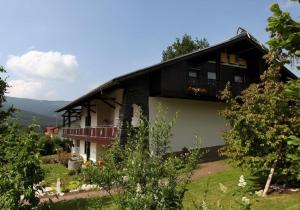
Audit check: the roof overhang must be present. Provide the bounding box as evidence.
[56,31,297,112]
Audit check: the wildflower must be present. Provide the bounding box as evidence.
[254,190,263,197]
[242,196,250,205]
[202,200,209,210]
[238,175,247,187]
[123,176,129,182]
[219,183,227,193]
[136,183,142,193]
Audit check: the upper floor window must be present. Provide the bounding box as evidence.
[207,72,216,80]
[207,72,216,86]
[234,75,243,83]
[188,71,197,78]
[187,71,198,86]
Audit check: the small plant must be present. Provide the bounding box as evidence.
[194,175,253,210]
[83,107,202,209]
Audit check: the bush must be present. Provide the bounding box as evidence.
[83,107,202,209]
[41,154,58,164]
[38,136,56,155]
[38,136,72,156]
[57,151,71,167]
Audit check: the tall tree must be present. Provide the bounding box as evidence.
[0,67,46,209]
[220,1,300,196]
[162,34,209,61]
[0,67,13,131]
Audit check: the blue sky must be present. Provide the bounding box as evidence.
[0,0,299,100]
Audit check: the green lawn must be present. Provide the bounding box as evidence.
[42,163,80,192]
[49,165,300,210]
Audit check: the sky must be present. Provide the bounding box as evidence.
[0,0,299,101]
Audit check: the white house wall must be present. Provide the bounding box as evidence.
[79,140,87,161]
[80,89,124,128]
[90,142,97,162]
[148,97,227,152]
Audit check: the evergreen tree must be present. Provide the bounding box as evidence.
[162,34,209,61]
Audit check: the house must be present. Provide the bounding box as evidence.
[44,127,59,138]
[56,30,296,162]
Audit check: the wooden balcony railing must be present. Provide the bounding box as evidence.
[63,126,118,144]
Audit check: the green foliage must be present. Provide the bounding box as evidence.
[193,175,253,210]
[83,109,202,209]
[51,166,300,210]
[38,136,72,156]
[41,163,80,192]
[220,1,300,186]
[0,123,47,210]
[220,79,300,185]
[162,34,209,61]
[0,67,14,133]
[267,3,300,69]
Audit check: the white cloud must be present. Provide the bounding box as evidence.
[6,50,78,82]
[7,79,44,99]
[7,80,61,100]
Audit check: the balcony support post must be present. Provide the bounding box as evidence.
[68,110,71,127]
[62,115,66,127]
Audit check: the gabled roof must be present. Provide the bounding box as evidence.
[56,31,297,112]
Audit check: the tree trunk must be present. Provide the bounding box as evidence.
[262,157,278,196]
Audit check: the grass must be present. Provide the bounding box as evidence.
[49,163,300,210]
[42,163,80,192]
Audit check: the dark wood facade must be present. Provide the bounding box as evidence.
[57,32,297,144]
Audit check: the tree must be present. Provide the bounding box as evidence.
[84,108,202,209]
[162,34,209,61]
[0,66,13,132]
[0,67,47,209]
[220,1,300,195]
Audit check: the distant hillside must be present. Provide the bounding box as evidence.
[5,96,69,117]
[4,96,70,128]
[13,109,59,128]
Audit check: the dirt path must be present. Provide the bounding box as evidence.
[40,160,228,203]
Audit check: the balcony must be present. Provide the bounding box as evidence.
[63,126,118,144]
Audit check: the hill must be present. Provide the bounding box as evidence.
[4,96,70,128]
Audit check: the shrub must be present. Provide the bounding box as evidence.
[57,151,71,167]
[38,136,72,156]
[38,136,56,155]
[83,107,202,209]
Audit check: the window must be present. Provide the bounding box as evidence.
[188,71,197,78]
[207,72,216,86]
[187,71,198,86]
[234,75,243,83]
[207,72,216,80]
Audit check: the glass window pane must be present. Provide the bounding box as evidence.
[189,71,197,78]
[207,72,216,80]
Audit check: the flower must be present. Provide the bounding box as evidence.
[242,196,250,205]
[238,175,247,187]
[202,200,209,210]
[219,183,227,193]
[136,183,142,193]
[254,190,263,197]
[122,176,129,182]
